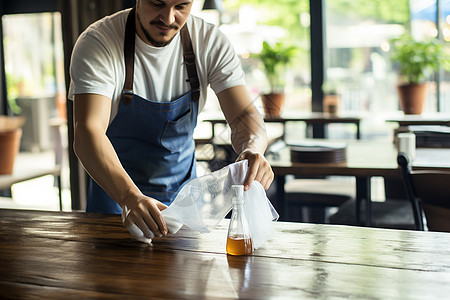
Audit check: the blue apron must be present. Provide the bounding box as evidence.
[87,7,200,213]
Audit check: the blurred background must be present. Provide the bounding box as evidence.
[0,0,448,214]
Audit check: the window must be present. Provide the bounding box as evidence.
[325,0,450,116]
[1,12,69,210]
[3,12,66,117]
[194,0,311,114]
[324,0,410,116]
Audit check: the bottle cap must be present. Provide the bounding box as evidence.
[231,185,244,204]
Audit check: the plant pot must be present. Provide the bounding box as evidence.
[323,94,341,115]
[397,83,428,115]
[261,93,285,118]
[0,128,22,174]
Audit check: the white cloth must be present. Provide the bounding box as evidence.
[68,8,246,121]
[161,160,279,249]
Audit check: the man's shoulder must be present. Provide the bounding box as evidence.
[188,14,217,35]
[187,14,226,46]
[81,8,129,42]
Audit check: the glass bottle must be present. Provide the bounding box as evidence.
[226,185,253,256]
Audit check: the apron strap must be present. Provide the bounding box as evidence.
[122,7,201,104]
[122,7,136,105]
[180,25,200,102]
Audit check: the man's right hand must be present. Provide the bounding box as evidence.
[73,94,169,243]
[121,196,168,243]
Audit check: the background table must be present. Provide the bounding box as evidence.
[386,114,450,148]
[268,139,450,225]
[201,112,362,140]
[385,114,450,127]
[1,209,450,299]
[197,112,362,171]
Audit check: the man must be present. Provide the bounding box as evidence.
[69,0,273,240]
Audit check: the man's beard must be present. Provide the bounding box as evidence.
[137,13,178,47]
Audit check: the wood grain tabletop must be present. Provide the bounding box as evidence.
[1,209,450,299]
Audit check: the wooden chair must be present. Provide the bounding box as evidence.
[398,153,450,232]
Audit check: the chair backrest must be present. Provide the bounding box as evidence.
[398,153,450,232]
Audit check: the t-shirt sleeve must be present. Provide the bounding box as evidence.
[206,28,246,94]
[68,31,117,100]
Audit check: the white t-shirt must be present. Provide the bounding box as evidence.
[68,8,246,122]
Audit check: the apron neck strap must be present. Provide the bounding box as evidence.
[122,7,200,104]
[122,7,136,105]
[180,25,200,102]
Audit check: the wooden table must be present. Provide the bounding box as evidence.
[268,139,450,225]
[386,114,450,148]
[201,112,362,140]
[1,209,450,299]
[385,114,450,127]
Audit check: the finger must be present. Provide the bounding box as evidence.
[260,172,274,190]
[138,199,167,236]
[126,223,153,243]
[244,162,259,191]
[134,216,156,239]
[121,205,132,225]
[155,201,169,211]
[135,198,167,236]
[252,168,271,190]
[253,166,265,183]
[257,174,268,190]
[140,210,162,237]
[267,172,275,189]
[261,162,274,187]
[150,207,168,235]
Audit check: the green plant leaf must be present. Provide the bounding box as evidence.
[390,34,450,84]
[252,41,298,93]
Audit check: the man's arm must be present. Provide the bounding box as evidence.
[73,93,168,237]
[217,85,274,191]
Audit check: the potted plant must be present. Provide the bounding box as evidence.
[0,115,25,174]
[252,41,298,118]
[390,34,450,114]
[322,80,341,115]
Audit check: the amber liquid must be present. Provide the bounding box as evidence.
[226,237,253,256]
